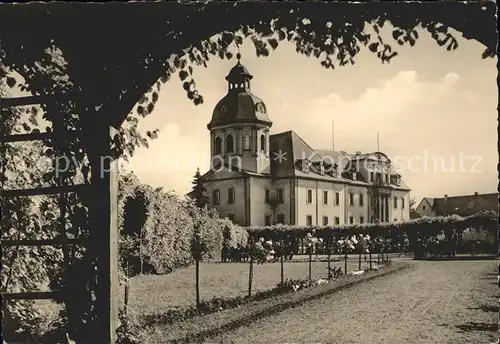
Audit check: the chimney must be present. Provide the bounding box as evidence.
[474,192,478,196]
[444,194,448,201]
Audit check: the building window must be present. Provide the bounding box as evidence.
[334,217,340,225]
[243,134,250,151]
[359,193,364,206]
[264,215,271,226]
[349,216,354,224]
[265,189,270,203]
[393,197,398,209]
[423,205,426,210]
[306,215,313,226]
[323,190,328,205]
[276,213,285,224]
[370,171,374,182]
[385,173,389,183]
[278,188,284,204]
[322,216,329,226]
[360,216,364,224]
[214,137,222,154]
[260,134,266,152]
[226,134,234,153]
[228,214,235,222]
[349,193,354,206]
[212,189,220,205]
[335,192,340,206]
[227,187,235,204]
[401,197,405,209]
[307,189,313,204]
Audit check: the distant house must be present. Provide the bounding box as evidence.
[415,192,498,217]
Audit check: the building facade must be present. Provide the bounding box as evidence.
[192,56,411,227]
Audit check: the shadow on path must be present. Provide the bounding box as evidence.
[456,322,497,333]
[467,304,499,313]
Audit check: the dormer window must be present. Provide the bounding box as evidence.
[331,164,338,177]
[390,173,401,186]
[301,160,310,173]
[319,163,325,175]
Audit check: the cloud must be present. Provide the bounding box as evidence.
[125,123,209,193]
[288,70,469,150]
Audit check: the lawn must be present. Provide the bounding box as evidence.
[125,255,378,316]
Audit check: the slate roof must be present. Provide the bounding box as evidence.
[190,130,411,193]
[269,130,409,190]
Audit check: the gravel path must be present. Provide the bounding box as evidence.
[211,259,498,344]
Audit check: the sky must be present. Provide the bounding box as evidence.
[122,25,497,204]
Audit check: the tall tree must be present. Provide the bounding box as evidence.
[409,197,417,211]
[190,167,209,209]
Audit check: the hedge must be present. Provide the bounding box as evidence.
[246,211,498,243]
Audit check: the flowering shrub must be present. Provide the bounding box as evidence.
[353,234,371,254]
[305,232,323,254]
[250,238,274,264]
[337,236,355,254]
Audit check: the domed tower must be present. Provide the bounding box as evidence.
[207,54,272,173]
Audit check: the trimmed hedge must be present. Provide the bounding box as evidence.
[118,173,251,275]
[246,211,498,242]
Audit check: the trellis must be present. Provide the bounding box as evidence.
[1,95,120,343]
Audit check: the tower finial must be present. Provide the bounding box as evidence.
[236,43,241,62]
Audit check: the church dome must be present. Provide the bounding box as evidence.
[207,56,272,130]
[208,92,272,129]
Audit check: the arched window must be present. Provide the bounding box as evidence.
[260,134,266,152]
[226,135,234,153]
[243,134,250,150]
[214,137,222,154]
